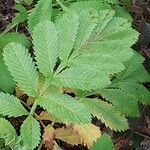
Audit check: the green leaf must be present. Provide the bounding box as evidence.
[79,99,128,131]
[69,0,110,11]
[28,0,52,34]
[37,93,91,124]
[0,32,30,50]
[74,9,98,51]
[0,92,28,117]
[111,52,150,105]
[105,0,118,4]
[100,89,140,117]
[0,118,19,148]
[20,115,41,149]
[33,20,58,78]
[113,5,132,22]
[69,53,125,75]
[91,134,114,150]
[56,11,79,64]
[24,0,33,5]
[0,54,15,93]
[3,43,38,97]
[0,32,30,93]
[53,66,110,91]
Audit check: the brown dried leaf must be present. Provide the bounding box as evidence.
[43,125,56,150]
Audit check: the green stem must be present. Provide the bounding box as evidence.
[0,23,17,38]
[39,78,51,96]
[30,102,38,115]
[55,0,68,11]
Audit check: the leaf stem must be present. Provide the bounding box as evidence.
[55,0,68,11]
[30,102,38,115]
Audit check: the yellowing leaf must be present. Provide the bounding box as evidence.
[15,86,24,98]
[55,126,81,145]
[42,125,56,150]
[27,97,35,106]
[73,124,101,148]
[39,111,62,123]
[55,124,100,147]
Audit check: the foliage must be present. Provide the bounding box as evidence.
[0,32,29,93]
[91,134,114,150]
[0,0,149,149]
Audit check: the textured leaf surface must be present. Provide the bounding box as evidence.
[0,92,28,117]
[79,99,128,131]
[105,0,118,4]
[37,93,91,124]
[3,43,38,97]
[55,126,81,146]
[72,124,101,148]
[91,134,114,150]
[28,0,52,34]
[69,0,110,11]
[54,66,110,91]
[42,125,55,150]
[74,9,98,50]
[100,89,140,117]
[0,32,30,93]
[33,20,58,77]
[20,116,41,149]
[0,118,20,149]
[112,52,150,105]
[56,11,79,64]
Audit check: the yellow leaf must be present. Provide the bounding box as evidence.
[42,125,56,150]
[39,111,62,123]
[72,124,101,148]
[27,97,35,106]
[15,86,24,98]
[55,126,81,145]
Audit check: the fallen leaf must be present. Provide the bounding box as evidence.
[43,125,56,150]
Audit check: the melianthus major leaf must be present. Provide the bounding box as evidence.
[28,0,52,34]
[3,43,38,97]
[0,92,28,117]
[0,118,19,149]
[20,115,41,149]
[37,93,91,124]
[79,99,128,131]
[33,20,58,78]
